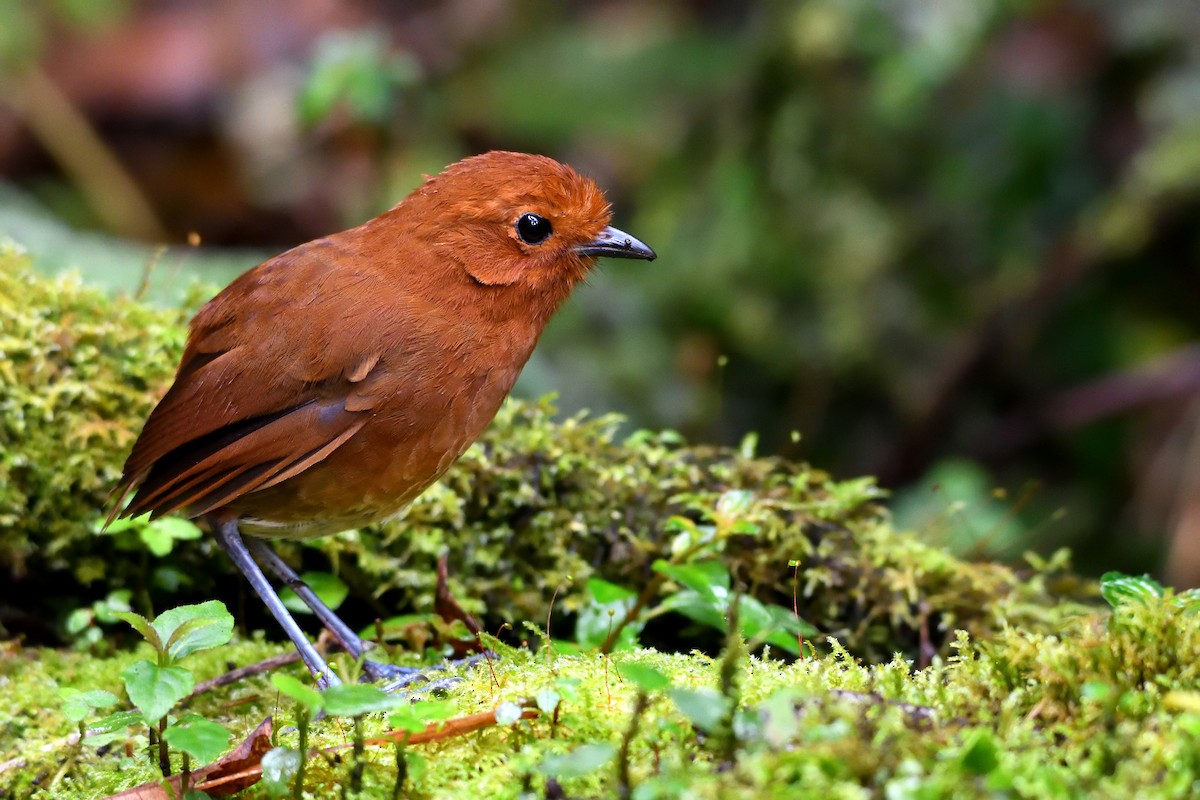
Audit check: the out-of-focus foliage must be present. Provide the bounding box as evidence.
[0,257,1090,661]
[297,29,419,128]
[2,1,1199,579]
[0,0,130,67]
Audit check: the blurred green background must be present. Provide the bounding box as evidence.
[2,1,1199,583]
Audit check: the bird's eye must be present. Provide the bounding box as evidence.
[515,213,552,245]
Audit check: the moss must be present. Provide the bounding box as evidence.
[5,590,1200,798]
[1,252,1090,663]
[0,243,190,584]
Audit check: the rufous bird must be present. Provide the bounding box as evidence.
[108,151,656,688]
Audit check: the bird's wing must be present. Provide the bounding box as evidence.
[110,239,394,522]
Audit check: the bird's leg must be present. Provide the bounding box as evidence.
[242,536,421,685]
[241,537,368,655]
[212,516,341,689]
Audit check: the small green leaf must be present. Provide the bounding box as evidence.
[260,746,301,797]
[163,714,231,764]
[139,516,202,557]
[734,594,775,637]
[322,684,398,717]
[114,611,162,653]
[141,523,177,555]
[535,689,561,715]
[1100,572,1163,609]
[663,516,699,534]
[1081,681,1114,703]
[538,743,616,779]
[94,590,133,623]
[586,578,635,604]
[668,688,729,732]
[88,710,144,736]
[154,601,235,662]
[494,701,525,726]
[271,674,324,713]
[65,608,94,636]
[97,512,149,534]
[658,589,726,632]
[121,659,194,724]
[652,560,730,599]
[152,565,193,592]
[60,688,118,723]
[576,580,640,650]
[280,572,349,614]
[387,710,428,734]
[388,699,453,734]
[715,489,754,518]
[617,663,670,692]
[960,730,1000,775]
[727,596,815,657]
[298,29,418,126]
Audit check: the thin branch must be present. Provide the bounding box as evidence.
[186,651,302,702]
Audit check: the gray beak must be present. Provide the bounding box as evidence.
[576,225,657,261]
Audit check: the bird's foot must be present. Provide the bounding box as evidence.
[361,658,423,684]
[370,653,493,695]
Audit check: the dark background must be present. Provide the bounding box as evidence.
[2,1,1199,583]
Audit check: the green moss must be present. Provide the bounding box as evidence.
[5,590,1200,798]
[0,244,190,584]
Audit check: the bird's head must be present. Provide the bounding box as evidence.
[408,151,655,296]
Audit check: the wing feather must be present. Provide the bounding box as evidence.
[122,398,367,521]
[109,238,392,525]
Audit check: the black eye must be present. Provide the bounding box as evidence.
[516,213,552,244]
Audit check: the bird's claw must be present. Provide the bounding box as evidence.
[361,658,423,684]
[371,652,494,695]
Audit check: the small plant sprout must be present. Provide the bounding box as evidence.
[583,490,816,656]
[112,600,235,776]
[64,589,133,650]
[386,700,453,800]
[54,688,118,787]
[270,674,325,799]
[323,683,402,794]
[163,714,232,785]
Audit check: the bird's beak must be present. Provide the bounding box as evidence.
[576,225,656,261]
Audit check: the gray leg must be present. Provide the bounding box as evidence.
[212,518,341,689]
[243,537,369,656]
[243,536,420,685]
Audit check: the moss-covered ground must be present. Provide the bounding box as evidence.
[3,245,1200,798]
[6,594,1200,799]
